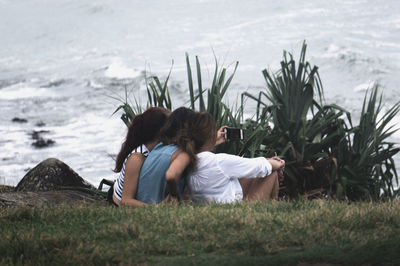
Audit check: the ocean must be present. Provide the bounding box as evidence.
[1,0,400,187]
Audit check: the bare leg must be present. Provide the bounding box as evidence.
[239,172,279,201]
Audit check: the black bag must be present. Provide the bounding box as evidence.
[98,179,118,206]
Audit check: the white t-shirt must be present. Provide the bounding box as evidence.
[187,151,272,203]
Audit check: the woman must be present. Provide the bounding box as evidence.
[132,107,196,204]
[112,107,170,207]
[166,112,285,203]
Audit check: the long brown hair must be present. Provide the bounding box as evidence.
[175,112,217,170]
[114,107,170,173]
[160,107,196,144]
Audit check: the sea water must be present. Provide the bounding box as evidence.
[1,0,400,187]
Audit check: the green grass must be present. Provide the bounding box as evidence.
[1,200,400,265]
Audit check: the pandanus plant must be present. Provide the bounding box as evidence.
[249,42,400,200]
[255,42,350,199]
[336,86,400,200]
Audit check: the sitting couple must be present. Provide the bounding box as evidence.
[112,107,285,207]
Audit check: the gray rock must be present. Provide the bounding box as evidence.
[12,117,28,123]
[15,158,96,192]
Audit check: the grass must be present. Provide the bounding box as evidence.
[1,200,400,265]
[0,185,14,193]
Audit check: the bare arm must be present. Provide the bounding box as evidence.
[120,153,148,207]
[165,150,190,199]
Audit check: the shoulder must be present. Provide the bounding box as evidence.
[197,151,216,160]
[126,152,146,167]
[171,149,190,160]
[171,149,190,162]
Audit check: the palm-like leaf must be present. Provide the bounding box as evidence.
[337,85,400,200]
[252,41,348,198]
[145,62,173,110]
[186,53,239,128]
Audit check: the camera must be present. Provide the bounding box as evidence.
[224,127,244,140]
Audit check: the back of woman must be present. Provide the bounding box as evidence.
[112,107,170,207]
[135,142,179,204]
[134,107,195,204]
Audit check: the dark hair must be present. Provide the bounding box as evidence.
[114,107,170,173]
[160,107,196,144]
[175,112,217,170]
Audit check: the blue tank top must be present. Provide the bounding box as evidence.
[136,142,185,204]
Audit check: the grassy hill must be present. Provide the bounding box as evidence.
[1,200,399,265]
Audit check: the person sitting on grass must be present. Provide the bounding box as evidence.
[112,107,170,207]
[129,107,196,204]
[165,111,285,203]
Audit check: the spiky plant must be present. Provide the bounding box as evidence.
[112,66,173,125]
[186,53,245,154]
[111,86,143,127]
[336,86,400,200]
[253,42,349,198]
[145,63,173,110]
[185,53,239,126]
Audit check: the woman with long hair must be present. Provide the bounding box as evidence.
[166,111,285,203]
[132,107,196,204]
[112,107,170,207]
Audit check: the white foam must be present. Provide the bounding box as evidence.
[353,81,374,92]
[227,18,268,31]
[0,83,53,100]
[87,80,104,89]
[321,44,345,59]
[104,58,141,79]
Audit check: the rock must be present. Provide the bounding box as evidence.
[29,130,55,148]
[32,138,55,148]
[0,159,105,208]
[15,158,96,192]
[12,117,27,123]
[35,121,46,127]
[30,130,50,140]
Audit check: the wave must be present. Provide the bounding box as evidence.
[104,59,142,79]
[40,79,70,88]
[0,83,55,100]
[322,44,391,74]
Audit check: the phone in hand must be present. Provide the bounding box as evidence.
[224,127,244,140]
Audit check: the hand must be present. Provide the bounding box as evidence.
[269,156,285,181]
[267,157,285,171]
[215,126,228,146]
